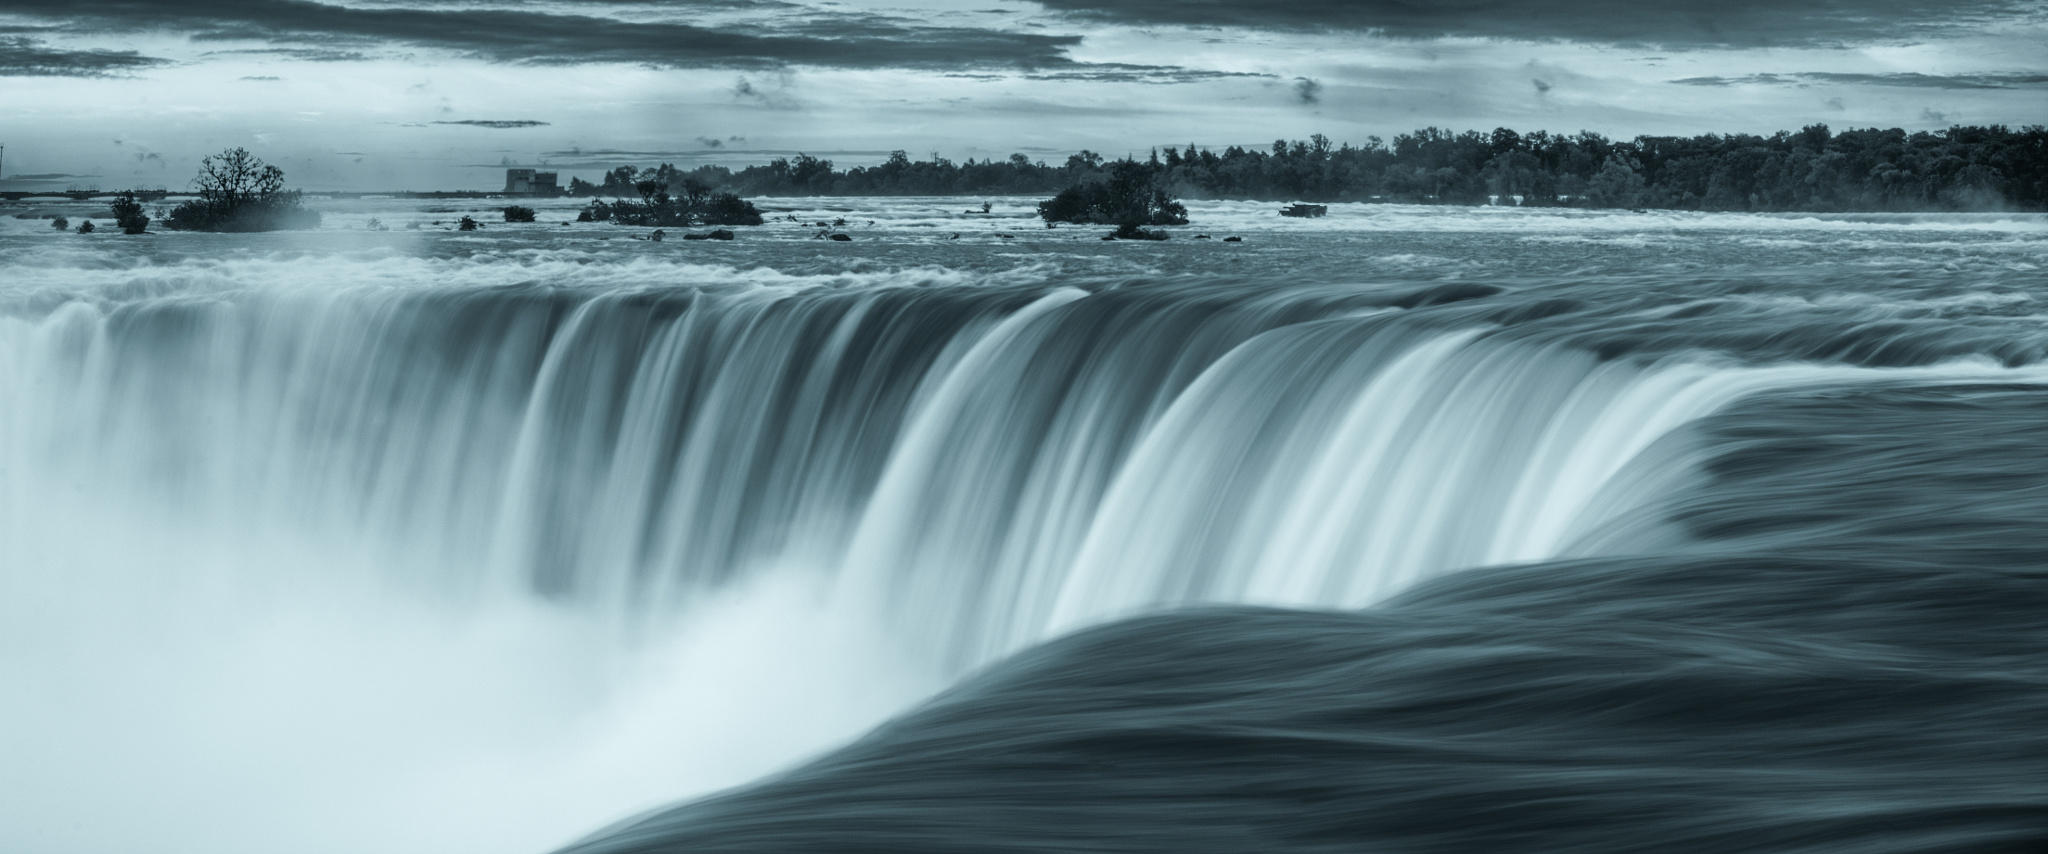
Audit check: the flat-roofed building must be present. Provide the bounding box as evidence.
[504,169,559,195]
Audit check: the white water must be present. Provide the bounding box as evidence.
[1,260,2036,853]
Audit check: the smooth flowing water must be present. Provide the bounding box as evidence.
[2,198,2044,853]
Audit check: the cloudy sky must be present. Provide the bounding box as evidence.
[1,0,2043,190]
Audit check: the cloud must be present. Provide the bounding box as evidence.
[1672,72,2048,89]
[0,36,169,77]
[1293,76,1322,104]
[1029,0,2029,48]
[431,119,553,128]
[240,75,282,81]
[1017,63,1270,83]
[201,46,371,62]
[4,0,1083,69]
[733,73,803,109]
[696,137,725,148]
[1921,107,1950,123]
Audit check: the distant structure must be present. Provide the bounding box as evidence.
[503,168,559,195]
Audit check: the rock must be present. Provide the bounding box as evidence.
[1195,234,1211,239]
[1223,236,1243,243]
[709,229,735,240]
[828,233,853,241]
[650,229,665,242]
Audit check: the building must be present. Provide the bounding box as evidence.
[503,168,559,195]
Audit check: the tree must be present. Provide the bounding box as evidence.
[503,205,537,223]
[110,192,151,234]
[578,177,764,227]
[1585,154,1647,208]
[1037,159,1189,228]
[163,147,321,232]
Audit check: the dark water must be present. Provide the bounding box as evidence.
[561,385,2048,853]
[2,199,2045,853]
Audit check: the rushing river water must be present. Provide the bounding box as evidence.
[3,197,2046,853]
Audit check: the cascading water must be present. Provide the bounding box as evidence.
[4,205,2043,854]
[4,279,1853,653]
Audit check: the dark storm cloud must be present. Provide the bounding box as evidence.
[1293,76,1323,104]
[432,120,554,128]
[1673,72,2048,89]
[0,36,169,77]
[1029,0,2027,48]
[1015,63,1268,83]
[4,0,1081,69]
[200,47,372,62]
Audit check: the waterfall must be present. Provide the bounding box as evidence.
[3,271,2027,854]
[3,280,2019,656]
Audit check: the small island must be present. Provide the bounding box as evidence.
[1038,160,1189,239]
[160,148,321,232]
[579,177,764,228]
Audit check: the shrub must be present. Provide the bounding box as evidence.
[51,216,69,230]
[163,147,321,232]
[459,216,480,231]
[503,205,537,223]
[1038,160,1188,228]
[578,179,764,227]
[76,220,95,234]
[110,192,151,234]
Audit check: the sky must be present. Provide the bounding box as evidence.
[0,0,2043,190]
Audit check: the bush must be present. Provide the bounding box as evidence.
[76,220,95,234]
[1038,160,1188,228]
[110,192,151,234]
[503,205,537,223]
[51,216,68,230]
[578,179,764,227]
[459,216,480,231]
[163,147,321,232]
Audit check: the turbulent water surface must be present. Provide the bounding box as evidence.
[3,197,2046,853]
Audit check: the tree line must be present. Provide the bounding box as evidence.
[574,124,2047,212]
